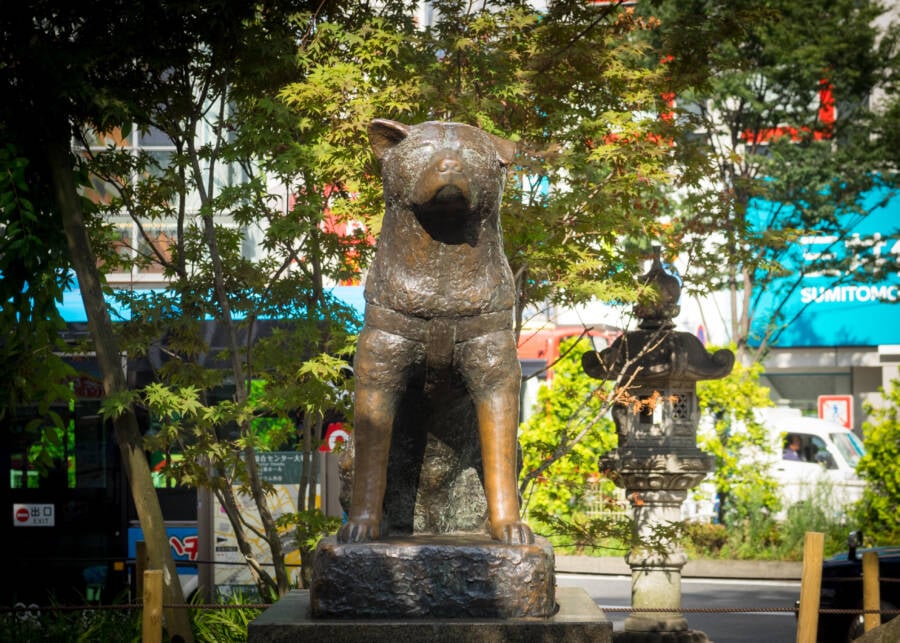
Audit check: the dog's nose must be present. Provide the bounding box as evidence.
[436,156,463,174]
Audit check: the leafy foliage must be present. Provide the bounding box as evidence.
[277,508,343,587]
[0,594,268,643]
[190,592,265,643]
[0,600,140,643]
[696,355,778,522]
[682,491,849,561]
[276,1,688,328]
[73,4,373,597]
[0,142,76,445]
[854,373,900,544]
[639,0,900,359]
[518,337,618,542]
[532,506,684,558]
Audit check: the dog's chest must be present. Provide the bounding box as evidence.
[367,212,514,316]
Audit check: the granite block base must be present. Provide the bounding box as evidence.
[613,631,713,643]
[248,586,612,643]
[309,534,556,618]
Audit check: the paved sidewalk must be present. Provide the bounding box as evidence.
[555,555,803,580]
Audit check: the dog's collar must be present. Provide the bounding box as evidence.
[364,304,513,344]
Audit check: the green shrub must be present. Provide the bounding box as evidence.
[0,604,139,643]
[853,375,900,545]
[681,522,728,557]
[192,591,264,643]
[778,493,848,560]
[0,592,265,643]
[682,480,851,561]
[518,337,617,532]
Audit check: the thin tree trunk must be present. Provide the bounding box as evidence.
[46,136,194,643]
[213,473,278,598]
[191,92,290,594]
[196,211,289,596]
[242,441,290,595]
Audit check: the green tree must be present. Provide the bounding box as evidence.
[696,357,777,524]
[282,0,689,327]
[0,2,200,637]
[83,3,382,597]
[854,373,900,544]
[518,338,618,536]
[0,143,76,455]
[641,0,900,362]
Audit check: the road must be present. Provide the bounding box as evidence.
[557,572,801,643]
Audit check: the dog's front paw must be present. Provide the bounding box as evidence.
[495,521,535,545]
[337,519,381,544]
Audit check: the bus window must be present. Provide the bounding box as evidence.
[74,413,107,488]
[6,402,110,490]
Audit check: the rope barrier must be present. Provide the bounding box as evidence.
[825,576,900,583]
[603,607,900,615]
[2,603,897,616]
[0,603,268,614]
[4,569,899,616]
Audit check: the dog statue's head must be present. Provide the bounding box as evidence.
[369,120,516,243]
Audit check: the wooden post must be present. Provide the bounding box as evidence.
[143,569,163,643]
[863,550,881,633]
[796,531,824,643]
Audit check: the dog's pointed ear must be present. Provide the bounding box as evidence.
[488,133,517,167]
[368,119,410,160]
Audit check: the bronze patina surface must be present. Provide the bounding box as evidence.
[338,119,533,546]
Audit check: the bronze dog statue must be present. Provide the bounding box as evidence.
[338,119,534,545]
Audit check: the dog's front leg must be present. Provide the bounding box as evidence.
[337,381,399,543]
[475,388,535,545]
[461,332,535,545]
[338,327,413,544]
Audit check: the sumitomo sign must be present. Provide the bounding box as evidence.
[749,186,900,348]
[800,284,899,304]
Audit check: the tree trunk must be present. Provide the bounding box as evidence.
[197,207,290,597]
[242,441,290,596]
[213,474,278,598]
[46,136,195,643]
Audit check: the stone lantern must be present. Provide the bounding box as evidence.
[582,249,734,637]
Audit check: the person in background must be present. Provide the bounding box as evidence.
[783,434,803,461]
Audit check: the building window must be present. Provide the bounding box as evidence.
[78,123,250,286]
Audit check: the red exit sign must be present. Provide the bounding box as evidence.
[13,503,55,527]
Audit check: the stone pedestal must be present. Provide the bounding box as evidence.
[624,550,688,632]
[614,631,713,643]
[598,452,712,633]
[248,586,612,643]
[248,534,615,642]
[310,534,556,618]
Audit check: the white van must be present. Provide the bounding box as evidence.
[755,407,866,518]
[685,407,867,522]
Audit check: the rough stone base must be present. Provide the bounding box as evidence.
[248,586,612,643]
[613,631,713,643]
[310,534,556,618]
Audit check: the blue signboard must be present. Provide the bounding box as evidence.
[749,186,900,348]
[59,283,366,323]
[128,525,199,570]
